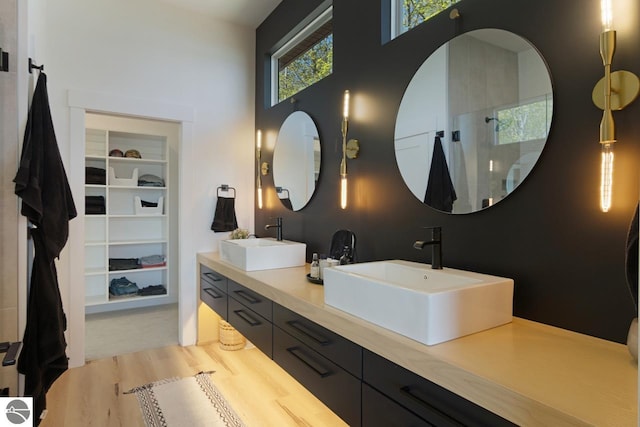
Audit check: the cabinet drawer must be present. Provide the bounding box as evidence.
[228,280,272,321]
[363,383,433,427]
[200,283,227,320]
[200,265,227,294]
[274,303,361,378]
[273,326,360,427]
[363,350,515,427]
[228,297,272,358]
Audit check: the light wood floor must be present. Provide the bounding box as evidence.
[85,304,179,361]
[42,343,348,427]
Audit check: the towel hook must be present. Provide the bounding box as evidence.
[28,58,44,74]
[0,47,8,72]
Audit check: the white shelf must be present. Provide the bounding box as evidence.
[109,185,167,190]
[108,266,167,275]
[84,123,172,312]
[109,239,168,246]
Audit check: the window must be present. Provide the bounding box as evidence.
[495,95,553,145]
[271,6,333,105]
[391,0,461,39]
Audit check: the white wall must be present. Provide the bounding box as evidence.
[27,0,256,364]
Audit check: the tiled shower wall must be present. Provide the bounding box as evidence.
[0,0,19,395]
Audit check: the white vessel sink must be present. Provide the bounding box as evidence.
[219,238,306,271]
[323,260,513,345]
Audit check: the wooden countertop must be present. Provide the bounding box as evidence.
[197,252,638,427]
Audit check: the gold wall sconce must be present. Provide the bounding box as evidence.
[592,0,639,212]
[340,90,360,209]
[256,130,269,209]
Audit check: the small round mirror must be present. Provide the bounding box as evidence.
[273,111,321,211]
[394,29,553,213]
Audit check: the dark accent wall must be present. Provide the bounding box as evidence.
[255,0,640,343]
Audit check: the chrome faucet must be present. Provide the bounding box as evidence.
[413,226,442,269]
[265,217,283,241]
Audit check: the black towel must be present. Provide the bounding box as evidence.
[85,166,106,184]
[280,197,294,211]
[210,196,238,232]
[13,72,76,424]
[424,136,457,213]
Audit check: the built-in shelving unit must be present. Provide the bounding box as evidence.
[84,125,172,310]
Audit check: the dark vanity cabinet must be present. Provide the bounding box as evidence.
[227,280,273,358]
[200,265,228,320]
[199,264,515,427]
[273,303,362,427]
[362,349,516,427]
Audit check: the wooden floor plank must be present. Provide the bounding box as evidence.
[41,343,347,427]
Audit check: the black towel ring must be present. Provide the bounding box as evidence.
[217,184,236,198]
[276,187,290,199]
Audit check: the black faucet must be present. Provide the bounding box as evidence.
[413,226,442,269]
[265,217,283,241]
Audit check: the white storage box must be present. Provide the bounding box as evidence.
[134,196,164,215]
[109,167,138,186]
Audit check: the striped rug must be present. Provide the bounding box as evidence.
[125,371,246,427]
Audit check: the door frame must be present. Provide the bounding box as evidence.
[67,90,196,367]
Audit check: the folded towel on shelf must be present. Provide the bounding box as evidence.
[85,167,106,185]
[210,197,238,232]
[85,195,106,215]
[140,254,166,268]
[109,258,141,271]
[138,174,165,187]
[138,284,167,296]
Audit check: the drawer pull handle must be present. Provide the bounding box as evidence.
[203,288,223,299]
[286,346,332,378]
[286,320,331,346]
[234,290,261,304]
[400,386,462,426]
[203,272,223,282]
[234,309,262,326]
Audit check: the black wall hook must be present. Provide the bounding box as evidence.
[0,48,8,72]
[28,57,44,74]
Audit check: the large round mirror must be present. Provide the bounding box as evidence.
[273,111,321,211]
[394,29,553,214]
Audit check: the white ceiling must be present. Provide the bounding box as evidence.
[158,0,282,28]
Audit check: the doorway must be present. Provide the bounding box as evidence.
[81,112,180,361]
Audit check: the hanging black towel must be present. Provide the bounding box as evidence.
[424,136,457,213]
[280,197,294,211]
[13,72,77,424]
[210,197,238,232]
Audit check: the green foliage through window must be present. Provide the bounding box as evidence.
[278,33,333,103]
[397,0,460,36]
[496,95,553,145]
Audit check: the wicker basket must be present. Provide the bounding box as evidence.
[219,320,245,351]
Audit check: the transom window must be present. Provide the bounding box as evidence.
[391,0,462,39]
[271,6,333,105]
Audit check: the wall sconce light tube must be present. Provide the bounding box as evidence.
[340,90,350,209]
[600,143,614,213]
[591,0,639,213]
[256,130,263,209]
